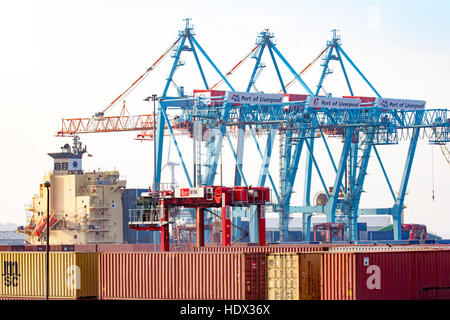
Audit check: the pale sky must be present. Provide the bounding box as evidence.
[0,0,449,237]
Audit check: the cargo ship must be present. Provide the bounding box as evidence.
[18,137,127,245]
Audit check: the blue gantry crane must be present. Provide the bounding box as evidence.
[57,20,450,243]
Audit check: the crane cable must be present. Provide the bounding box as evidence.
[210,45,259,90]
[441,144,450,165]
[97,35,182,116]
[279,45,330,93]
[204,208,249,243]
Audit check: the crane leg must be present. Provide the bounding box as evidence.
[196,208,205,247]
[222,206,231,246]
[258,205,266,246]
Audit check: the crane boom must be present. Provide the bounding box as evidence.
[56,113,157,136]
[57,36,184,138]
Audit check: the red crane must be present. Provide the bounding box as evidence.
[128,185,270,251]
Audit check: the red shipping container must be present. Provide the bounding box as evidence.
[342,96,376,107]
[96,243,193,252]
[283,93,308,112]
[232,186,248,203]
[74,244,97,252]
[97,244,138,252]
[12,245,76,252]
[98,252,266,300]
[193,89,226,107]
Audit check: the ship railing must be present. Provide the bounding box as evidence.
[129,208,162,225]
[85,235,116,243]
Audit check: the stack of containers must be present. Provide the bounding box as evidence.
[266,248,450,300]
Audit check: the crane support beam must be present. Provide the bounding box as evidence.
[267,44,287,94]
[392,111,424,240]
[187,35,209,90]
[316,45,334,95]
[268,41,314,96]
[325,127,355,222]
[337,45,382,98]
[348,128,376,241]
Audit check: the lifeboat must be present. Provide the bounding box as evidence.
[34,214,57,237]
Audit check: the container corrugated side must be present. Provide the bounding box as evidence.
[298,252,357,300]
[300,250,450,300]
[0,252,98,300]
[354,250,450,300]
[98,252,266,300]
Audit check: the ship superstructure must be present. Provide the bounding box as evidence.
[21,137,126,244]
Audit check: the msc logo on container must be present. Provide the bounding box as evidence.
[364,257,381,290]
[2,261,21,287]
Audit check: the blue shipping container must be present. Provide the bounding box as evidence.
[357,222,367,232]
[367,231,410,241]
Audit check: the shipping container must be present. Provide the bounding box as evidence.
[328,245,450,252]
[0,245,77,252]
[96,243,148,252]
[300,250,450,300]
[266,249,450,300]
[74,244,97,252]
[367,231,410,240]
[98,252,266,300]
[205,242,259,247]
[60,245,75,252]
[0,252,98,300]
[96,243,193,252]
[267,253,300,300]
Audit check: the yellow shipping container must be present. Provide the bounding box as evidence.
[266,253,300,300]
[0,252,98,300]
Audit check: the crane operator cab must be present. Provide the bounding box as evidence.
[130,192,162,225]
